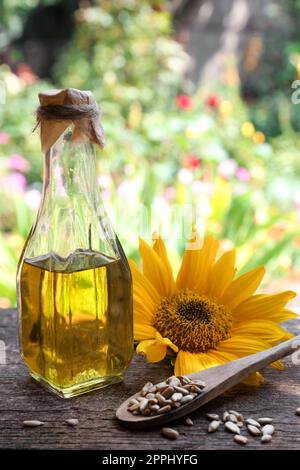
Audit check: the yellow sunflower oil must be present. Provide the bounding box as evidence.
[19,249,133,397]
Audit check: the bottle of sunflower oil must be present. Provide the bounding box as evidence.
[16,88,133,398]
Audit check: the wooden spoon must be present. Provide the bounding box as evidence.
[116,334,300,429]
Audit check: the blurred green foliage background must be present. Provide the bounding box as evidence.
[1,0,300,307]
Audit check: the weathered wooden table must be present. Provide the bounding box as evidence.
[1,308,300,450]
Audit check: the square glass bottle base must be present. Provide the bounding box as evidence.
[30,371,123,398]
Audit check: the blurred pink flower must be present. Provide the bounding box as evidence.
[117,180,136,199]
[218,159,237,179]
[98,174,111,189]
[236,167,251,182]
[4,172,26,192]
[164,186,176,200]
[0,132,10,145]
[8,154,30,173]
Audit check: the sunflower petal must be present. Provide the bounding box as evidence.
[174,349,226,375]
[176,233,219,292]
[152,236,176,291]
[139,238,174,297]
[129,259,161,305]
[232,291,297,323]
[133,294,155,325]
[217,335,273,355]
[231,320,293,344]
[243,372,264,386]
[207,249,236,298]
[155,331,178,353]
[136,339,167,362]
[222,266,265,309]
[134,323,157,341]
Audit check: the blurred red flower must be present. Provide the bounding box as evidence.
[183,154,201,170]
[176,94,192,110]
[205,94,221,109]
[16,63,38,85]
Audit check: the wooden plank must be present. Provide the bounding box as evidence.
[0,309,300,449]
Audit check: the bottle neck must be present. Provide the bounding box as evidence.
[41,134,100,208]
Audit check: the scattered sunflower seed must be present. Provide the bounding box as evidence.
[262,424,274,436]
[295,408,300,416]
[161,427,179,440]
[246,418,261,428]
[257,417,273,425]
[229,410,244,421]
[206,413,220,421]
[185,417,193,426]
[65,418,78,426]
[247,424,262,436]
[225,421,240,435]
[223,411,230,422]
[23,420,44,427]
[261,434,272,443]
[234,434,248,445]
[208,420,221,433]
[228,414,238,423]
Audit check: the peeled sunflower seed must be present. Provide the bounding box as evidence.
[181,394,194,404]
[208,420,221,433]
[161,387,174,399]
[128,403,140,411]
[168,377,181,387]
[129,398,139,406]
[161,427,179,440]
[295,408,300,416]
[65,418,79,426]
[247,424,262,436]
[171,392,183,402]
[23,420,44,427]
[262,424,274,436]
[139,398,149,412]
[228,414,238,423]
[174,385,189,396]
[246,418,261,428]
[206,413,220,421]
[191,379,206,388]
[261,434,272,443]
[157,405,172,414]
[225,421,240,435]
[185,417,194,426]
[234,434,248,445]
[229,410,244,421]
[223,411,230,422]
[257,417,273,425]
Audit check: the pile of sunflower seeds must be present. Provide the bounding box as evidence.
[206,410,275,445]
[127,375,206,416]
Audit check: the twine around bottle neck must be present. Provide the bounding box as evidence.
[36,103,100,121]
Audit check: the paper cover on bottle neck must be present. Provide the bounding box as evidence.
[37,88,105,153]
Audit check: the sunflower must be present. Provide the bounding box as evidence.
[129,230,298,385]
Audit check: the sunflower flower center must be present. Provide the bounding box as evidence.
[153,289,232,353]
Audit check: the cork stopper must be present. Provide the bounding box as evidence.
[37,88,105,153]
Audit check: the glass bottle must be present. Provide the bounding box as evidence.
[16,89,133,398]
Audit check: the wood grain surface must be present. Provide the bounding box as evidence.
[0,309,300,450]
